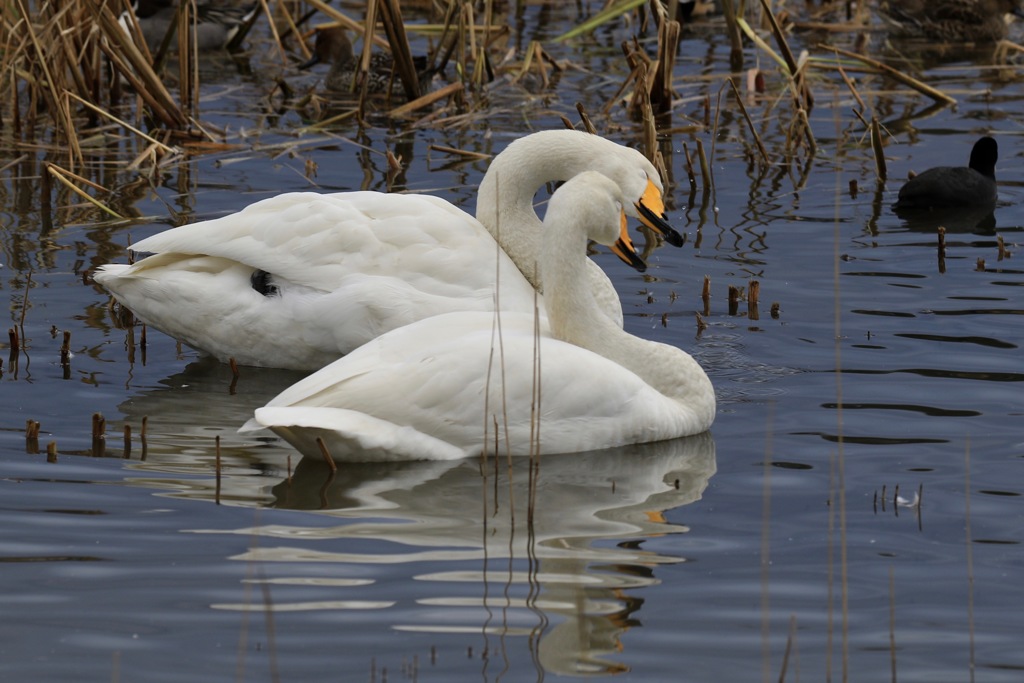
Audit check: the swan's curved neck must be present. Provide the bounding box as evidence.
[540,220,714,424]
[476,130,614,287]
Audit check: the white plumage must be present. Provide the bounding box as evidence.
[244,172,715,461]
[94,130,679,370]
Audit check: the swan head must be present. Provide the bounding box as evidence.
[548,171,646,272]
[610,209,647,272]
[590,141,684,248]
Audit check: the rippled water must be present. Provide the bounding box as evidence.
[2,4,1023,682]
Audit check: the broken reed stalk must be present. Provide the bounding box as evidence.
[728,285,741,316]
[47,441,58,463]
[354,0,382,115]
[718,0,744,71]
[834,59,867,114]
[695,138,712,193]
[123,425,132,459]
[778,614,798,681]
[388,81,463,118]
[516,41,552,89]
[65,92,177,154]
[92,0,189,129]
[13,0,83,165]
[826,45,956,106]
[60,330,71,365]
[176,0,199,121]
[650,16,681,112]
[757,0,813,110]
[796,107,817,158]
[870,117,887,181]
[316,437,338,472]
[92,412,106,457]
[227,0,265,52]
[576,102,598,134]
[702,274,711,316]
[748,280,761,320]
[634,65,665,177]
[9,328,20,356]
[681,142,697,189]
[726,79,770,168]
[937,227,946,274]
[215,435,222,505]
[379,0,421,100]
[552,0,646,42]
[26,419,41,454]
[46,165,124,220]
[427,144,490,160]
[140,416,149,461]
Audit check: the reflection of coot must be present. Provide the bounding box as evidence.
[894,203,997,235]
[893,136,998,210]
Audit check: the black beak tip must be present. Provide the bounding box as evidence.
[638,202,684,248]
[663,228,685,248]
[613,238,648,272]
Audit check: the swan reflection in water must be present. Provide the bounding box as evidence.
[116,363,716,676]
[215,436,715,676]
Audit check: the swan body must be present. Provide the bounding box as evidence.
[95,130,679,370]
[245,172,715,462]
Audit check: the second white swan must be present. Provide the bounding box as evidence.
[244,171,715,461]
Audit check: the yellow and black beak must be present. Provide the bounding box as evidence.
[636,179,684,247]
[610,208,647,272]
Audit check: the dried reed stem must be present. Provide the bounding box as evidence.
[215,435,222,505]
[389,82,463,118]
[826,45,956,105]
[316,437,338,472]
[727,79,770,168]
[937,227,947,274]
[379,0,421,100]
[46,165,124,220]
[870,117,887,181]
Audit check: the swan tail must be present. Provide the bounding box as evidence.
[248,406,469,462]
[92,263,131,285]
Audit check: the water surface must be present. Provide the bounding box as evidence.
[1,4,1023,681]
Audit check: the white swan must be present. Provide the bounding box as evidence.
[94,130,680,371]
[243,171,715,462]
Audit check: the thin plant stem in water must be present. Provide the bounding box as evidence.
[833,128,850,683]
[760,402,775,682]
[965,438,975,683]
[889,567,897,683]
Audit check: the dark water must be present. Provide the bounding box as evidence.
[2,4,1023,682]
